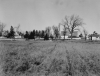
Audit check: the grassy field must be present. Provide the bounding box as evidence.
[0,40,100,76]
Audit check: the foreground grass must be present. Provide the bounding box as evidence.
[0,40,100,76]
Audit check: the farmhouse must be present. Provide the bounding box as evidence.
[60,30,81,39]
[58,25,81,39]
[88,33,100,40]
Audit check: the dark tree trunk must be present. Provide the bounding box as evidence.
[64,35,65,40]
[85,36,87,40]
[63,34,66,41]
[71,33,73,39]
[91,35,92,40]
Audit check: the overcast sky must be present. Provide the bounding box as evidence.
[0,0,100,34]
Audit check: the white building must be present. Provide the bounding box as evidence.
[88,33,100,40]
[14,32,22,38]
[60,30,81,39]
[59,25,81,39]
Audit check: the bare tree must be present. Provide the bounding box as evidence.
[14,24,20,35]
[52,25,59,39]
[0,22,6,36]
[45,26,51,37]
[63,24,67,40]
[59,23,67,40]
[64,15,84,39]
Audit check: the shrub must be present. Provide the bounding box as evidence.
[44,34,49,40]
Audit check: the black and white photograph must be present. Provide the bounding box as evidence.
[0,0,100,76]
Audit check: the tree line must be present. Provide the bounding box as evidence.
[24,30,45,40]
[1,25,50,40]
[0,14,86,40]
[0,14,98,40]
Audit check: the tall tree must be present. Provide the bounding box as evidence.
[24,31,29,40]
[44,33,49,40]
[41,30,45,38]
[29,31,35,39]
[38,30,41,38]
[0,22,6,36]
[35,30,39,37]
[33,30,36,39]
[63,15,84,39]
[52,25,59,39]
[45,26,51,38]
[83,29,88,40]
[59,23,67,40]
[63,24,67,40]
[9,26,15,38]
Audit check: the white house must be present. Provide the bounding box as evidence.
[88,33,100,40]
[59,25,81,39]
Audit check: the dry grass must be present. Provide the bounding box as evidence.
[0,40,100,76]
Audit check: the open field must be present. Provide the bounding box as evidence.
[0,40,100,76]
